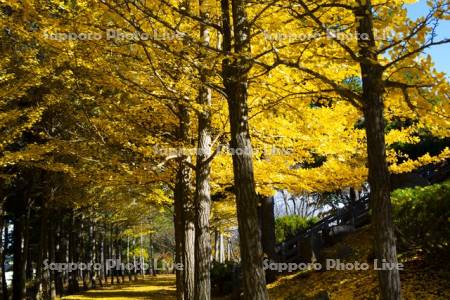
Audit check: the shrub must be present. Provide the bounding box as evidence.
[210,261,240,296]
[275,215,319,243]
[391,180,450,258]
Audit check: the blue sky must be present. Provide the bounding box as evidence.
[406,1,450,75]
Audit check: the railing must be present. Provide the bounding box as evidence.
[273,160,449,263]
[275,195,370,262]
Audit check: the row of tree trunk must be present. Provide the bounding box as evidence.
[0,197,155,300]
[172,0,270,299]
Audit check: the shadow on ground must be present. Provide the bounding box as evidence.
[63,275,176,300]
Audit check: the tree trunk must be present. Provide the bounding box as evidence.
[132,239,137,281]
[149,233,155,276]
[349,188,356,227]
[227,238,232,261]
[214,229,219,262]
[140,233,144,277]
[99,230,105,286]
[282,191,290,215]
[173,185,185,300]
[183,178,195,300]
[90,223,97,288]
[110,225,115,284]
[194,2,213,298]
[118,230,124,283]
[174,104,195,300]
[127,236,132,281]
[35,200,49,300]
[221,0,268,298]
[356,1,401,299]
[2,220,9,300]
[219,233,225,263]
[54,218,64,296]
[48,214,57,299]
[0,202,5,300]
[12,206,30,300]
[68,214,79,294]
[259,196,276,260]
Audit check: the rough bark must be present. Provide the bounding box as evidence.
[221,0,269,298]
[356,1,401,299]
[174,180,185,300]
[174,104,195,300]
[182,113,195,300]
[259,196,276,260]
[194,2,213,298]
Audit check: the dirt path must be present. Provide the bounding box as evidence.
[62,275,176,300]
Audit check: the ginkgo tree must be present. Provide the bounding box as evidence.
[247,0,449,298]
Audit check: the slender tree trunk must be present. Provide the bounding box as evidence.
[184,214,195,300]
[227,238,232,261]
[12,215,29,300]
[35,200,49,300]
[2,220,8,300]
[68,214,79,293]
[173,190,185,300]
[110,225,114,284]
[0,199,7,299]
[132,239,137,281]
[194,2,213,298]
[218,233,224,263]
[118,231,124,282]
[79,220,87,290]
[12,202,30,300]
[0,203,5,300]
[127,236,132,281]
[214,229,219,262]
[139,233,144,277]
[26,243,33,291]
[347,188,355,227]
[282,191,290,215]
[221,0,268,298]
[99,230,105,286]
[114,227,121,284]
[149,233,155,276]
[48,215,56,300]
[90,223,97,288]
[174,104,195,300]
[183,178,195,300]
[54,218,64,296]
[356,1,401,299]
